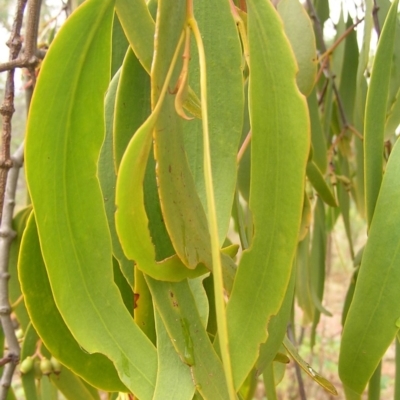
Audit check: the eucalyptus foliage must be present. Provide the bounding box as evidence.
[7,0,400,399]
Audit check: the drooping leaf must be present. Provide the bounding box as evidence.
[277,0,317,96]
[18,213,126,392]
[295,232,314,325]
[115,0,154,74]
[306,160,337,207]
[146,277,231,400]
[364,0,399,227]
[99,69,134,286]
[181,0,244,242]
[134,268,156,344]
[50,368,100,400]
[310,198,331,348]
[283,336,338,395]
[226,0,310,388]
[115,87,209,282]
[339,138,400,397]
[24,1,158,396]
[308,88,327,174]
[114,48,150,170]
[152,311,195,400]
[338,16,358,123]
[111,14,129,78]
[8,206,32,330]
[256,265,296,376]
[151,0,237,295]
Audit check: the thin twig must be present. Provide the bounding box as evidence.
[372,0,381,38]
[306,0,358,137]
[0,143,24,398]
[287,324,307,400]
[0,0,42,398]
[0,0,28,224]
[237,130,251,163]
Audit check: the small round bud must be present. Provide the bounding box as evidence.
[20,356,34,374]
[40,358,53,376]
[50,357,62,375]
[15,328,24,340]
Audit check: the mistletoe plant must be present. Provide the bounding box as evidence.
[3,0,400,399]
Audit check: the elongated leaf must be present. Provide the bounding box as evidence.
[50,368,100,400]
[111,14,129,78]
[115,102,208,281]
[134,268,156,344]
[331,8,346,84]
[256,265,296,376]
[277,0,317,96]
[8,207,32,330]
[24,1,157,397]
[377,0,400,139]
[308,88,327,174]
[283,337,337,395]
[146,277,231,400]
[295,233,314,325]
[181,0,244,242]
[18,213,126,392]
[364,0,399,227]
[152,311,195,400]
[115,0,201,118]
[226,0,310,388]
[115,0,154,73]
[99,69,134,286]
[114,48,150,170]
[310,198,330,348]
[338,16,358,123]
[306,160,337,207]
[339,139,400,397]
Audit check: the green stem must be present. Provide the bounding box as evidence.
[188,12,236,400]
[263,363,278,400]
[395,339,400,400]
[368,361,381,400]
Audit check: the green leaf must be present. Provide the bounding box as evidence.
[283,336,338,395]
[226,0,310,388]
[18,213,126,392]
[114,48,150,170]
[146,277,231,400]
[8,206,32,330]
[277,0,317,96]
[256,266,296,375]
[181,0,244,242]
[115,94,208,281]
[24,1,158,397]
[308,88,327,174]
[50,368,100,400]
[340,137,400,395]
[377,0,400,140]
[152,311,195,400]
[295,233,314,325]
[364,0,399,227]
[100,69,134,286]
[310,198,330,348]
[134,269,156,344]
[306,160,337,207]
[115,0,154,74]
[111,13,129,78]
[338,16,358,123]
[149,1,237,300]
